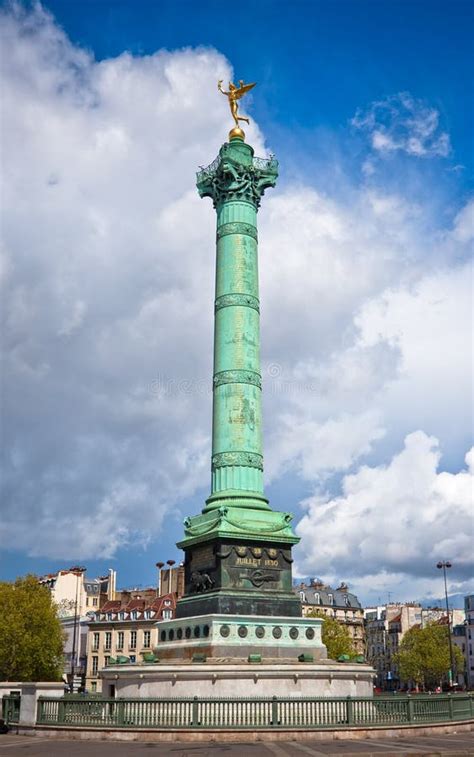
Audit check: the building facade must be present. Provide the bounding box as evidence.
[85,593,177,693]
[297,580,365,655]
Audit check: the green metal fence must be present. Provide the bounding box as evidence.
[36,693,474,730]
[2,694,21,725]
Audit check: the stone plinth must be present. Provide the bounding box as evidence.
[100,660,374,699]
[153,613,326,661]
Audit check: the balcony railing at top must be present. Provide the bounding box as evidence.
[196,155,278,184]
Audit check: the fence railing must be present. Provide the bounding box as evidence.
[2,695,21,725]
[36,693,474,730]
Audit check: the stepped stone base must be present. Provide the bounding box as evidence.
[100,660,374,699]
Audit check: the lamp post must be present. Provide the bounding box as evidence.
[69,565,86,693]
[436,560,455,687]
[156,562,165,596]
[166,560,176,594]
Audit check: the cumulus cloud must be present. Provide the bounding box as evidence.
[0,2,472,592]
[352,92,451,158]
[296,432,474,589]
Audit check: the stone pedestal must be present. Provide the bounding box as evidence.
[154,614,326,661]
[101,661,374,699]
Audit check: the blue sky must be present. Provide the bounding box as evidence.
[1,0,472,605]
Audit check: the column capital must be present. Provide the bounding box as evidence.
[196,140,278,209]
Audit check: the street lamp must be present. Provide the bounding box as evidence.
[69,565,86,693]
[436,560,455,687]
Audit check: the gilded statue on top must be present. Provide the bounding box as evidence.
[218,79,256,137]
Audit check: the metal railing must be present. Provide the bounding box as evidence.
[36,693,474,730]
[2,695,21,725]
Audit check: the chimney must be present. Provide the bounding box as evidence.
[107,568,116,601]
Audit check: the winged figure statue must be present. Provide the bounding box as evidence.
[218,79,256,127]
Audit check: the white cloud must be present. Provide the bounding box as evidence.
[295,433,474,588]
[0,3,472,588]
[352,92,451,158]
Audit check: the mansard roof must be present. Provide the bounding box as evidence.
[298,584,362,610]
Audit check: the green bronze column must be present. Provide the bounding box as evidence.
[199,136,275,512]
[175,110,301,620]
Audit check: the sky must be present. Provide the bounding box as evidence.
[0,0,472,606]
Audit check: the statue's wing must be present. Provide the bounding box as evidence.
[234,82,256,100]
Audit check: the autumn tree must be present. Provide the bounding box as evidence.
[0,575,65,681]
[307,610,356,659]
[395,623,464,690]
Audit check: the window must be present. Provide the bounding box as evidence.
[105,632,112,651]
[145,610,151,619]
[92,632,100,651]
[314,593,319,605]
[92,598,98,607]
[328,593,333,605]
[164,600,171,606]
[90,681,97,693]
[107,612,112,620]
[162,609,172,619]
[143,631,151,648]
[117,631,124,649]
[299,591,306,602]
[92,656,98,676]
[119,612,125,620]
[104,656,110,667]
[86,597,89,606]
[131,610,138,620]
[130,631,137,649]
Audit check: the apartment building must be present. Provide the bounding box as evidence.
[85,593,177,693]
[296,580,365,655]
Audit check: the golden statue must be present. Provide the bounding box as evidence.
[218,79,256,140]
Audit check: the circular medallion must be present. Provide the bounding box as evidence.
[238,625,248,638]
[255,625,265,639]
[252,547,262,557]
[267,548,278,559]
[220,624,230,638]
[289,627,299,640]
[305,628,315,640]
[272,626,282,639]
[236,546,247,557]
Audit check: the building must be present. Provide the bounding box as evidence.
[296,580,365,655]
[39,567,116,691]
[365,604,422,689]
[85,592,177,693]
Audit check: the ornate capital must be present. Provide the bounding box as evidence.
[197,144,278,208]
[212,451,263,471]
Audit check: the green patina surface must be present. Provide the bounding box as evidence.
[176,136,299,616]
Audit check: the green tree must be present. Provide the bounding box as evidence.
[0,575,65,681]
[395,623,464,689]
[307,611,356,659]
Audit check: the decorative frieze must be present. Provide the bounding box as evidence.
[211,451,263,471]
[214,293,260,313]
[213,370,262,389]
[217,222,257,241]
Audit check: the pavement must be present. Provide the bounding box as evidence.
[0,733,473,756]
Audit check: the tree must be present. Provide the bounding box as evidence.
[395,623,464,690]
[307,611,356,659]
[0,575,65,681]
